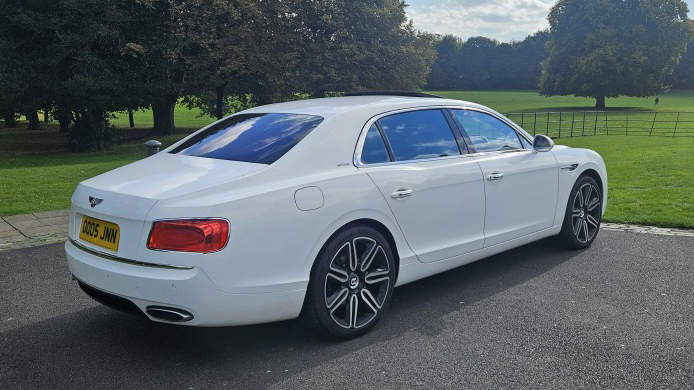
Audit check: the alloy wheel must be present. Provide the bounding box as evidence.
[324,237,391,329]
[571,183,601,244]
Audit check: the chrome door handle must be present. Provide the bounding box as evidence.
[391,188,413,199]
[487,172,504,181]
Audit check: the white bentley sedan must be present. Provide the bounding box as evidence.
[65,92,607,338]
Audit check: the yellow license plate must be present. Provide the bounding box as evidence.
[79,215,120,251]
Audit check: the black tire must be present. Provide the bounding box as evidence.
[300,225,396,339]
[556,175,603,249]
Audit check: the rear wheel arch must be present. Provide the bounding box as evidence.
[314,218,400,283]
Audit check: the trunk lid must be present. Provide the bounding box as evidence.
[71,153,266,259]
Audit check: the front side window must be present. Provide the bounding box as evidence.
[451,110,522,152]
[170,113,324,164]
[378,110,460,162]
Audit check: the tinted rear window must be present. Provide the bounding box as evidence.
[170,113,324,164]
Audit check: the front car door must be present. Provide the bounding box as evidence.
[450,109,559,247]
[356,109,486,263]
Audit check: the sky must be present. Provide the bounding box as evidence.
[404,0,694,42]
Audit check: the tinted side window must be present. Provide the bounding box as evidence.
[378,110,460,162]
[170,113,324,164]
[451,110,522,152]
[361,124,391,164]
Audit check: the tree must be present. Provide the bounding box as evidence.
[540,0,694,108]
[512,30,550,89]
[0,0,147,147]
[294,0,435,96]
[426,35,464,90]
[132,0,282,134]
[670,42,694,89]
[183,0,436,118]
[426,31,549,91]
[182,0,301,120]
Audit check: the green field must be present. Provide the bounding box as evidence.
[556,137,694,228]
[434,90,694,113]
[1,90,693,229]
[110,105,214,129]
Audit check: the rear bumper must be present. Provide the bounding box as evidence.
[64,240,306,326]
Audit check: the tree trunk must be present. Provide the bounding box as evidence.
[3,110,17,128]
[57,107,71,133]
[27,111,41,130]
[215,84,226,120]
[152,96,177,135]
[128,109,135,128]
[43,108,50,123]
[595,96,606,109]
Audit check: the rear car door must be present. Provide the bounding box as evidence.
[450,109,558,247]
[356,109,485,263]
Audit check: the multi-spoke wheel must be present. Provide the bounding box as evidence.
[301,225,395,338]
[557,175,602,249]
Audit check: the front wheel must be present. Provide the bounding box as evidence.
[557,175,602,249]
[300,225,395,339]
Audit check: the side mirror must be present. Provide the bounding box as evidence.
[533,135,554,153]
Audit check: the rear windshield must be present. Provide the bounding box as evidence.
[170,113,324,164]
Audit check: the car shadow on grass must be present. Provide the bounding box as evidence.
[1,237,585,389]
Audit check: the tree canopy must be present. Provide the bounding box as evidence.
[540,0,694,108]
[0,0,436,144]
[426,31,549,91]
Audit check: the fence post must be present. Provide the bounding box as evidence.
[521,113,524,129]
[570,112,575,137]
[582,111,586,136]
[546,112,550,136]
[594,112,598,135]
[533,112,537,136]
[558,112,562,138]
[673,112,680,138]
[605,112,609,136]
[626,112,629,136]
[650,112,658,136]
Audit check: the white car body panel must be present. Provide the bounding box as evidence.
[473,149,559,247]
[65,95,607,327]
[363,156,486,263]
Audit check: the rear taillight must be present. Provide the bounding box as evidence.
[147,219,229,253]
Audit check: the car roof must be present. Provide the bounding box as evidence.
[242,95,487,119]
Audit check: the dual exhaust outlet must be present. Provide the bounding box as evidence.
[145,306,194,322]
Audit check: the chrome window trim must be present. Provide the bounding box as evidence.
[353,105,533,167]
[69,239,194,270]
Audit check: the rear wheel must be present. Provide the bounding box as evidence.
[557,175,602,249]
[300,225,395,339]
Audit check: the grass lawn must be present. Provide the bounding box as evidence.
[556,136,694,229]
[110,105,214,129]
[433,90,694,113]
[0,129,188,216]
[1,90,693,229]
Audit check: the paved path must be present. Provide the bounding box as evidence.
[1,231,693,389]
[0,209,69,250]
[0,210,70,251]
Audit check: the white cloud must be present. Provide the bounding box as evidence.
[405,0,694,42]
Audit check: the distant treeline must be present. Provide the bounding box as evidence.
[427,31,694,91]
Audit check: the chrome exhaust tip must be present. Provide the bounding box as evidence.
[145,306,194,322]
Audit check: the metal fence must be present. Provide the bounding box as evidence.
[504,111,694,138]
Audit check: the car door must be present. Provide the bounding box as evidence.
[450,109,559,247]
[356,109,486,263]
